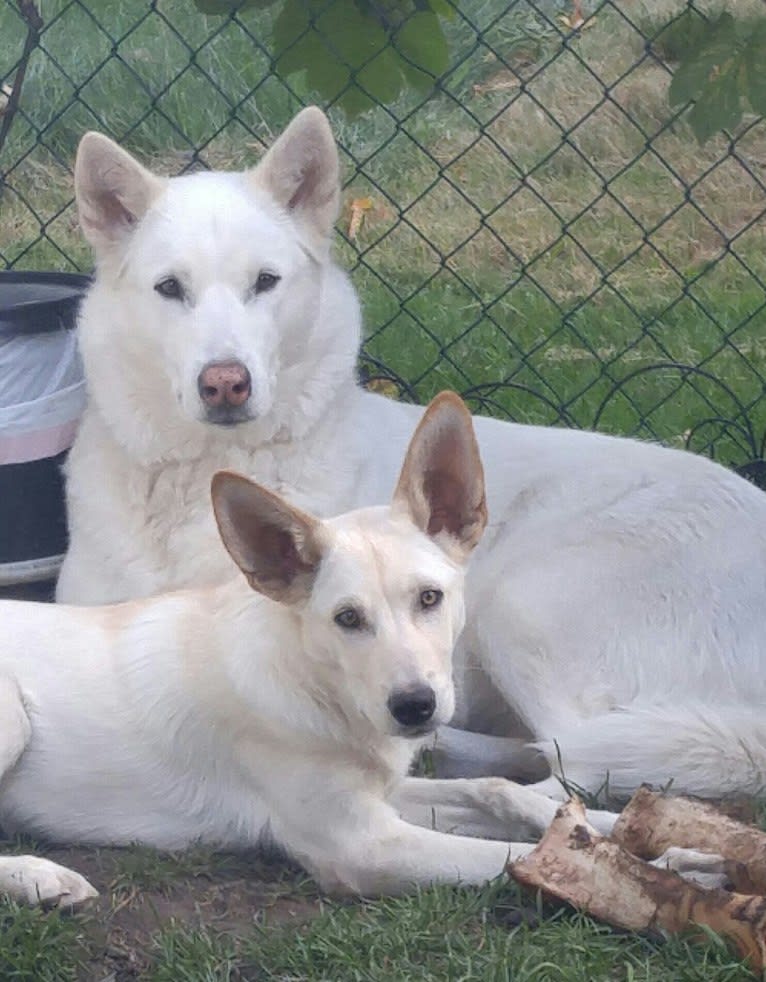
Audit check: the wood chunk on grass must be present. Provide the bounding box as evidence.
[509,798,766,974]
[613,786,766,895]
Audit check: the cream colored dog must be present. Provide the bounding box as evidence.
[4,395,650,907]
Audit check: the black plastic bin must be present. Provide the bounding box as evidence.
[0,271,90,594]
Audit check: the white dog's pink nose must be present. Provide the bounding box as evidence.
[198,360,251,409]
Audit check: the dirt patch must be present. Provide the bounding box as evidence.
[26,843,322,981]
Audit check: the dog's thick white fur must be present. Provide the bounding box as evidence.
[57,107,766,802]
[3,395,660,907]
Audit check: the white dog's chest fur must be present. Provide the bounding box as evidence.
[62,392,387,597]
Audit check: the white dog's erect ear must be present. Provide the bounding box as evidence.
[393,392,487,561]
[251,106,340,246]
[211,471,325,604]
[75,132,165,253]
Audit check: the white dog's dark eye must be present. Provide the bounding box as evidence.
[334,607,362,630]
[420,589,443,609]
[155,276,184,300]
[254,272,280,295]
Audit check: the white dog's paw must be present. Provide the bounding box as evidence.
[650,846,729,889]
[0,855,98,908]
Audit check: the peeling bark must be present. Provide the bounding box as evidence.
[509,799,766,973]
[613,786,766,894]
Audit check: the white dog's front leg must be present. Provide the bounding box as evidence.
[390,777,619,840]
[0,856,98,908]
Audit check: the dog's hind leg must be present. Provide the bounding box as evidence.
[427,726,549,781]
[0,675,98,907]
[530,702,766,801]
[0,674,31,776]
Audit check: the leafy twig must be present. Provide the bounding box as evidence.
[0,1,44,165]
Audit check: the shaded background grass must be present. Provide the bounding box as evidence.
[2,0,766,462]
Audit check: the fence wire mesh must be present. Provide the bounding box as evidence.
[2,0,766,476]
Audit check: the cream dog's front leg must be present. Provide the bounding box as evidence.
[0,856,98,907]
[272,793,531,896]
[389,778,730,889]
[0,675,97,907]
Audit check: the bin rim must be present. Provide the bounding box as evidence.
[0,270,92,336]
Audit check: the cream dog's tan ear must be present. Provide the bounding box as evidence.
[211,471,324,604]
[250,107,339,253]
[393,391,487,562]
[75,132,165,255]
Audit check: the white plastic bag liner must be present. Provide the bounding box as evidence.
[0,329,86,465]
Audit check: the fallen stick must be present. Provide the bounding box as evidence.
[613,786,766,895]
[508,799,766,973]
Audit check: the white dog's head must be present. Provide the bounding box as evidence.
[74,108,358,461]
[211,392,487,740]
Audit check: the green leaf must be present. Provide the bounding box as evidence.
[336,85,377,117]
[269,0,451,115]
[687,65,742,143]
[742,32,766,116]
[275,35,317,78]
[273,0,316,75]
[356,0,411,31]
[425,0,456,22]
[668,13,737,106]
[357,47,404,103]
[305,51,351,101]
[652,8,708,64]
[399,57,434,93]
[193,0,276,13]
[394,11,448,78]
[314,0,389,70]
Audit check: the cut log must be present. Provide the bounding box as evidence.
[509,799,766,973]
[613,786,766,894]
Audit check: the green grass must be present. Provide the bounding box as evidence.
[3,0,766,467]
[0,878,756,981]
[0,901,88,982]
[108,843,250,896]
[242,883,755,982]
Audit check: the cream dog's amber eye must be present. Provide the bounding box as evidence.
[420,589,443,609]
[335,607,362,629]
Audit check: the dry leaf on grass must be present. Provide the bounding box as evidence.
[363,377,400,399]
[558,0,596,32]
[472,72,521,96]
[509,799,766,973]
[613,786,766,895]
[347,197,373,240]
[0,83,13,115]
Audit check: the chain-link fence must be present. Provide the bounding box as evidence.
[2,0,766,476]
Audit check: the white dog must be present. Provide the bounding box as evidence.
[5,394,663,908]
[57,107,766,802]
